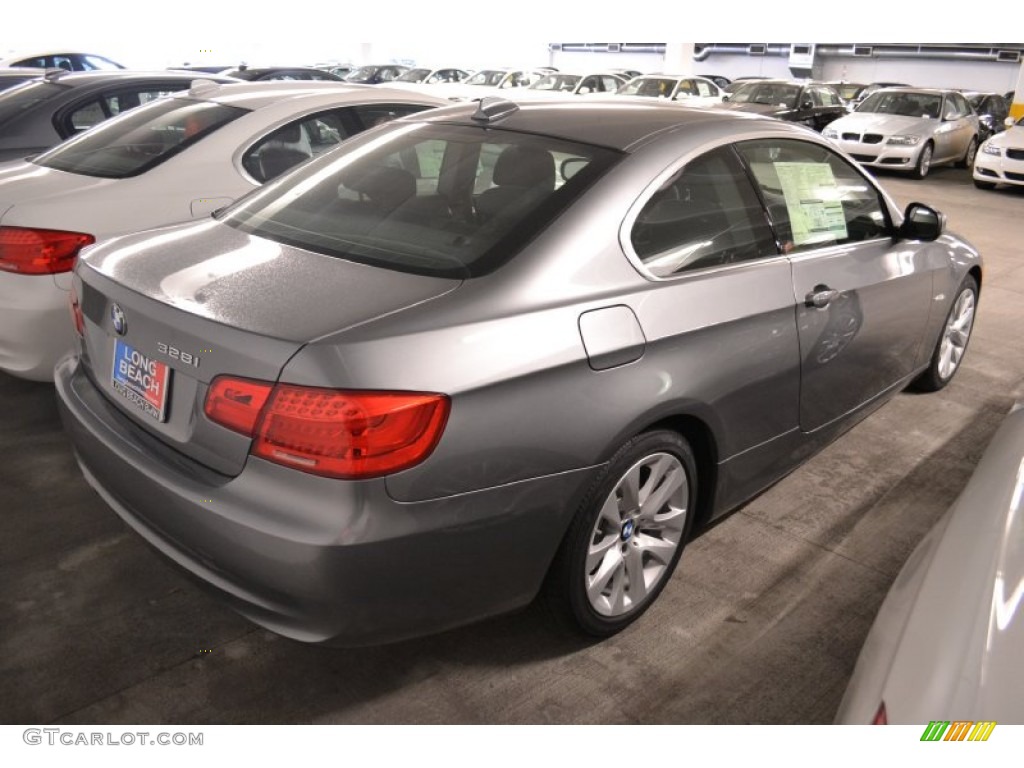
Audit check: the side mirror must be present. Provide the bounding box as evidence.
[900,203,945,242]
[721,94,731,102]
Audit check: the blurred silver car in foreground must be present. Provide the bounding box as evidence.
[823,88,979,178]
[837,403,1024,724]
[56,98,982,646]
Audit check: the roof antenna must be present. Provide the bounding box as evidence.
[472,96,519,123]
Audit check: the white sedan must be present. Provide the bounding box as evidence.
[614,75,724,107]
[973,115,1024,190]
[0,81,447,381]
[836,402,1024,725]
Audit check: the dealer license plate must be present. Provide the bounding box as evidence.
[111,339,172,422]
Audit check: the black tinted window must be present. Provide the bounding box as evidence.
[220,124,621,279]
[631,146,777,275]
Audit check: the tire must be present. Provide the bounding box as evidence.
[973,179,996,190]
[545,430,698,637]
[912,142,933,179]
[910,274,978,392]
[957,137,977,169]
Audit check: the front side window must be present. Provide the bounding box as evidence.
[219,123,621,278]
[36,97,247,178]
[630,146,778,276]
[736,139,892,254]
[464,70,506,87]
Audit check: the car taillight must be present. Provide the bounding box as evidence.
[68,284,84,337]
[872,702,887,725]
[204,377,450,479]
[204,377,273,436]
[0,226,95,275]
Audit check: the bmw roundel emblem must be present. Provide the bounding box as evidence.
[621,519,635,542]
[110,304,127,336]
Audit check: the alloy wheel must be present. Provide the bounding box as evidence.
[937,288,976,381]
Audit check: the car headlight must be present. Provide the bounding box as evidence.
[822,127,838,140]
[982,144,1002,156]
[886,135,922,146]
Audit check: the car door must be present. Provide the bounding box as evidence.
[937,93,972,163]
[814,86,846,132]
[735,138,933,433]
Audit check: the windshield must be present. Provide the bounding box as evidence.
[835,84,864,101]
[729,82,801,108]
[343,66,380,82]
[530,74,581,92]
[857,91,942,118]
[0,80,67,129]
[34,97,248,178]
[395,68,431,83]
[618,78,675,97]
[464,70,507,87]
[219,123,621,279]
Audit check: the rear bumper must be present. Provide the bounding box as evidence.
[0,272,73,381]
[55,354,594,646]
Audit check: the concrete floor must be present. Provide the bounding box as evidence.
[2,166,1022,725]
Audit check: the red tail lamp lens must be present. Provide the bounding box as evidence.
[204,377,273,436]
[203,379,450,479]
[0,226,95,275]
[872,702,887,725]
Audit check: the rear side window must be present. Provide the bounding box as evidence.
[630,146,778,276]
[34,97,248,178]
[242,109,359,183]
[220,123,621,278]
[736,139,892,254]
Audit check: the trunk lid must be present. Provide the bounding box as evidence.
[76,219,460,475]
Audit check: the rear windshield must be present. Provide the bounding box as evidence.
[0,80,68,129]
[395,68,431,83]
[33,97,248,178]
[219,122,621,279]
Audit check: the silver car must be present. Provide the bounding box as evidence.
[823,88,980,178]
[55,98,982,646]
[837,403,1024,725]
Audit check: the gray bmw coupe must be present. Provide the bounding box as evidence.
[55,97,982,645]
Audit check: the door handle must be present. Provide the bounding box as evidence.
[805,285,840,309]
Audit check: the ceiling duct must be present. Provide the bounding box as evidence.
[693,43,789,61]
[550,43,666,55]
[815,44,1024,62]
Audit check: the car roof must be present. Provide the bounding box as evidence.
[0,50,121,64]
[870,87,954,96]
[191,80,448,110]
[407,97,781,152]
[20,70,228,87]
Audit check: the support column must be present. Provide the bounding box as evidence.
[663,43,696,76]
[1011,61,1024,121]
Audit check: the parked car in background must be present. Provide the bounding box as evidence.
[973,114,1024,190]
[342,64,409,84]
[0,81,447,381]
[616,74,723,106]
[715,80,846,131]
[723,76,770,93]
[964,91,1009,142]
[821,81,868,111]
[609,68,642,79]
[523,71,626,97]
[53,97,979,646]
[392,67,469,85]
[219,66,343,82]
[0,51,124,71]
[823,88,979,179]
[0,67,50,92]
[0,70,236,163]
[699,74,731,89]
[837,402,1022,725]
[169,64,237,75]
[422,68,550,100]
